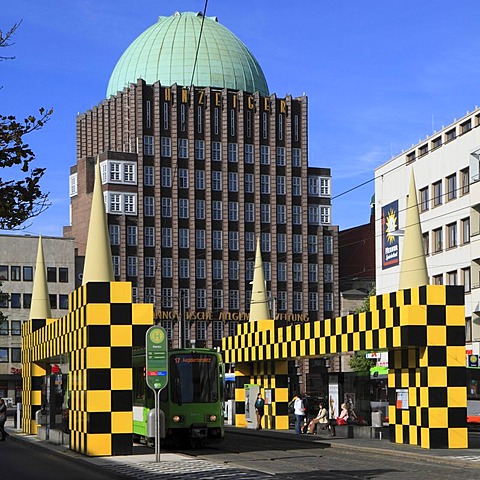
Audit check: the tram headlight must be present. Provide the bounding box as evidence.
[172,415,184,423]
[206,414,217,422]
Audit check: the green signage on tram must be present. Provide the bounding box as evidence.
[146,326,169,391]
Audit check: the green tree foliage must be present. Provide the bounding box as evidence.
[1,21,52,229]
[349,352,375,372]
[354,285,376,314]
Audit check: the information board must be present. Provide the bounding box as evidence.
[146,326,169,391]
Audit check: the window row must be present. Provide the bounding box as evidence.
[0,266,68,283]
[0,320,23,336]
[431,267,471,292]
[423,217,470,254]
[0,293,69,310]
[100,160,137,185]
[419,168,469,211]
[0,347,21,363]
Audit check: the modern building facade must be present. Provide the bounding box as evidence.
[65,11,339,354]
[0,234,75,402]
[374,107,480,346]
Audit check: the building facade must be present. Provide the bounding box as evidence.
[65,12,339,352]
[374,108,480,343]
[0,234,75,402]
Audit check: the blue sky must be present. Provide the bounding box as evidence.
[2,0,480,236]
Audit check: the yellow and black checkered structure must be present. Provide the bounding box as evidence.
[222,285,467,449]
[22,281,154,456]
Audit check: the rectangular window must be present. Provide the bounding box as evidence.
[212,171,222,191]
[292,177,301,196]
[308,264,318,282]
[446,174,457,201]
[178,198,189,219]
[23,266,33,281]
[178,168,189,188]
[277,176,286,195]
[179,259,190,278]
[228,143,238,162]
[293,291,302,311]
[212,230,223,250]
[324,264,333,283]
[260,175,270,194]
[195,170,205,190]
[462,217,470,244]
[144,166,154,186]
[49,294,57,309]
[144,227,155,247]
[324,236,332,254]
[161,167,172,187]
[263,261,271,281]
[277,291,287,311]
[11,266,21,281]
[320,178,330,196]
[262,112,268,139]
[196,320,207,341]
[112,256,120,277]
[260,145,270,165]
[143,135,154,156]
[229,231,239,251]
[11,321,21,336]
[127,257,138,277]
[228,172,238,192]
[420,187,429,212]
[229,260,239,280]
[69,173,78,197]
[433,227,443,253]
[146,100,151,128]
[161,198,171,217]
[10,293,21,308]
[446,222,457,249]
[447,270,457,285]
[196,289,207,309]
[308,292,318,311]
[276,147,286,166]
[278,263,287,282]
[178,138,188,159]
[320,206,331,224]
[162,288,173,308]
[292,206,302,224]
[245,173,254,193]
[293,263,302,282]
[123,163,136,183]
[144,196,155,216]
[196,230,206,250]
[213,260,223,279]
[0,321,7,335]
[245,203,255,223]
[423,232,429,255]
[246,261,254,281]
[244,144,254,163]
[124,194,136,214]
[213,321,224,341]
[58,267,68,283]
[245,232,255,251]
[212,141,222,161]
[292,148,301,167]
[293,234,302,253]
[162,258,172,277]
[446,128,456,142]
[195,199,205,220]
[277,204,286,224]
[59,294,69,309]
[0,348,7,363]
[144,257,155,277]
[163,103,169,130]
[162,228,172,248]
[196,259,206,279]
[308,235,318,254]
[461,168,470,195]
[277,233,287,253]
[432,181,442,207]
[308,206,320,224]
[324,292,333,311]
[126,226,138,246]
[47,267,57,283]
[463,267,471,293]
[109,193,122,212]
[261,204,270,223]
[195,140,205,160]
[11,348,21,363]
[179,228,189,249]
[161,137,171,157]
[229,291,239,310]
[212,201,222,221]
[261,232,271,252]
[213,290,223,310]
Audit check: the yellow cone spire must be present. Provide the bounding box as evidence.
[30,236,51,319]
[82,157,114,285]
[399,171,429,289]
[249,237,271,321]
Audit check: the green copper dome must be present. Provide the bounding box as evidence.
[107,12,269,98]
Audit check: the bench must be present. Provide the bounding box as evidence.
[315,423,389,439]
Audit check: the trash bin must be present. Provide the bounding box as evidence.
[371,410,383,428]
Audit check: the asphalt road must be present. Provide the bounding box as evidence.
[1,437,121,480]
[176,430,480,480]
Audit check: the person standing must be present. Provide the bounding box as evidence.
[254,392,265,430]
[289,393,305,434]
[0,398,9,441]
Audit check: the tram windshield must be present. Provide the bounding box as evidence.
[170,353,218,404]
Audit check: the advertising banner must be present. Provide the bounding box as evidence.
[382,200,399,269]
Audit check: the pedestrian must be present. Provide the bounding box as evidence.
[254,392,265,430]
[307,402,328,434]
[289,392,305,434]
[0,398,9,441]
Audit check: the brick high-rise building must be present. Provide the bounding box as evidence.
[65,12,338,356]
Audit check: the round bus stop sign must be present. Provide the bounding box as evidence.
[146,326,169,391]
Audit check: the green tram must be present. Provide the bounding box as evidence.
[133,347,225,448]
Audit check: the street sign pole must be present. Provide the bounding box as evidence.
[145,326,169,463]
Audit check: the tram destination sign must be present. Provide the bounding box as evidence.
[146,326,169,391]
